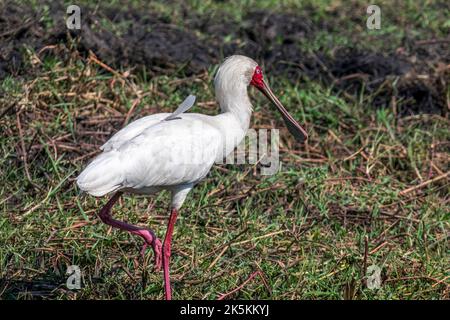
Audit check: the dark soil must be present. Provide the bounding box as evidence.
[0,2,448,116]
[0,4,47,79]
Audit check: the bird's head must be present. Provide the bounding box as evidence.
[215,55,308,142]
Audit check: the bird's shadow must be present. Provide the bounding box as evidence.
[0,275,64,299]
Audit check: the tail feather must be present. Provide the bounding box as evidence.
[76,151,123,197]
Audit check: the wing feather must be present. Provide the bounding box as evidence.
[165,95,196,121]
[101,95,196,152]
[119,117,221,189]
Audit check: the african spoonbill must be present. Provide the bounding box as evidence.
[76,55,308,299]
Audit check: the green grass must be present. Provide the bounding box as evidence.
[0,0,448,300]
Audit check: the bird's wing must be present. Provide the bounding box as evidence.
[120,115,221,188]
[101,95,196,151]
[77,115,222,196]
[100,113,167,152]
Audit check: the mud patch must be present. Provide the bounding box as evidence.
[195,9,330,80]
[190,9,448,116]
[323,48,447,115]
[0,4,47,79]
[0,2,216,78]
[73,9,216,75]
[0,2,448,116]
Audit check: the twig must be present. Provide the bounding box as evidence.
[123,98,141,126]
[16,112,41,191]
[88,51,126,79]
[232,230,287,246]
[0,19,34,38]
[385,276,449,289]
[217,270,266,300]
[0,101,16,118]
[207,246,228,271]
[399,171,450,196]
[415,38,450,46]
[362,235,368,287]
[369,241,388,255]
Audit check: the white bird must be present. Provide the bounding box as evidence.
[77,55,308,300]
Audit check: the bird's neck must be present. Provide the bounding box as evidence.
[215,81,252,132]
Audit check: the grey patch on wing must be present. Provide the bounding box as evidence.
[164,95,196,121]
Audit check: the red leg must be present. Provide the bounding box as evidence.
[162,208,178,300]
[97,192,162,271]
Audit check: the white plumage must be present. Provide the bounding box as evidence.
[77,56,261,209]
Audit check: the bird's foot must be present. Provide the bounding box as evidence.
[135,229,162,272]
[141,238,162,272]
[152,238,163,272]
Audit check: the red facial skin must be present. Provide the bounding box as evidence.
[250,65,264,90]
